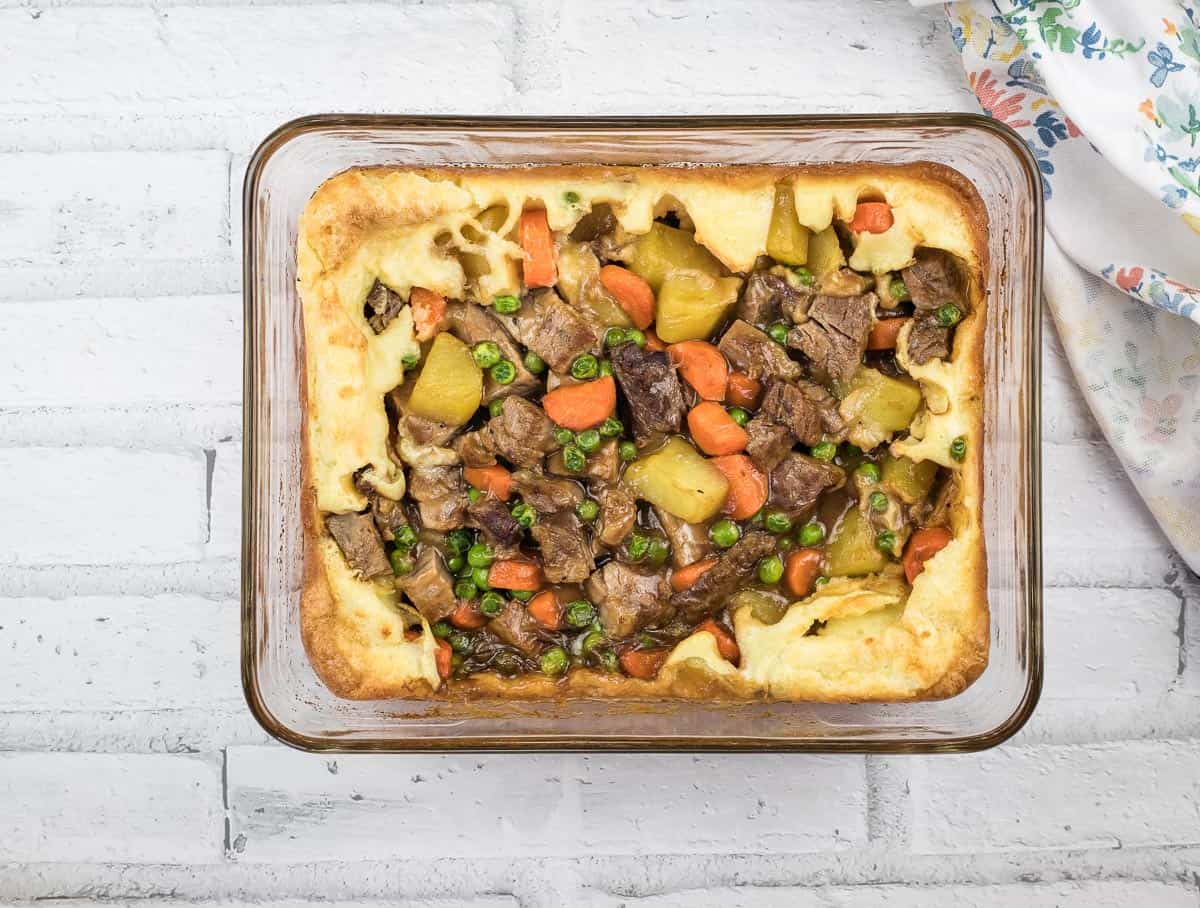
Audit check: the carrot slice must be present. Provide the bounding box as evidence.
[541,376,617,430]
[519,209,557,288]
[599,264,655,330]
[449,601,488,630]
[784,548,824,599]
[488,560,545,591]
[408,287,447,341]
[695,618,740,663]
[902,526,953,583]
[710,454,768,520]
[687,402,749,456]
[670,557,719,592]
[435,638,453,681]
[726,371,763,409]
[867,316,910,351]
[619,648,670,681]
[527,590,563,630]
[668,340,729,401]
[463,465,512,501]
[848,201,894,234]
[643,329,667,352]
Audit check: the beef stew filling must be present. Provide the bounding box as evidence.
[323,196,971,687]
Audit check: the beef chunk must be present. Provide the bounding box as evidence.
[809,292,874,342]
[585,561,673,638]
[326,512,392,580]
[510,469,583,514]
[653,506,714,569]
[354,470,410,539]
[447,302,540,403]
[669,530,776,623]
[364,280,405,334]
[494,288,599,373]
[786,293,875,384]
[744,417,795,473]
[467,495,524,554]
[906,313,951,365]
[570,204,616,243]
[596,485,638,547]
[797,379,847,440]
[769,453,844,517]
[547,437,619,483]
[738,270,809,326]
[531,512,595,583]
[902,248,966,311]
[611,342,686,444]
[819,267,873,298]
[487,601,542,655]
[388,386,462,448]
[455,431,496,468]
[759,379,823,447]
[407,465,468,532]
[717,319,801,382]
[459,396,557,469]
[398,548,457,623]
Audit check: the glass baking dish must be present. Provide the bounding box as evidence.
[242,115,1043,753]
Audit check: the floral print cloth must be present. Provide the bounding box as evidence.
[914,0,1200,571]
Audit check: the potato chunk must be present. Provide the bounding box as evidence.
[408,332,483,426]
[655,271,742,344]
[765,182,810,266]
[626,223,724,291]
[622,437,729,523]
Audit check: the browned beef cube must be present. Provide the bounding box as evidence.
[398,548,458,623]
[596,485,638,547]
[759,380,823,447]
[717,319,801,382]
[744,417,795,474]
[325,511,392,580]
[901,249,966,311]
[494,288,600,373]
[510,469,584,514]
[531,512,595,583]
[906,313,952,365]
[487,601,543,655]
[669,530,776,623]
[769,453,844,517]
[652,506,714,569]
[585,561,673,638]
[611,342,687,445]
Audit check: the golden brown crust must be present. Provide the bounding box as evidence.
[297,162,989,703]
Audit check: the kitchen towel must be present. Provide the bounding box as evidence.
[916,0,1200,572]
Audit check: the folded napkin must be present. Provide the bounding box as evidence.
[915,0,1200,571]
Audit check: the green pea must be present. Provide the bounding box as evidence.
[511,502,537,528]
[493,294,521,314]
[597,650,619,672]
[750,510,764,526]
[472,340,502,369]
[767,322,789,344]
[488,399,504,418]
[570,353,599,380]
[811,441,838,462]
[446,554,465,574]
[626,533,650,561]
[814,576,830,587]
[564,190,581,205]
[456,559,474,578]
[446,529,473,554]
[626,328,646,348]
[764,511,792,534]
[869,491,889,512]
[393,524,417,548]
[540,645,569,675]
[889,277,910,301]
[401,352,420,370]
[576,499,600,522]
[935,303,963,327]
[792,265,815,286]
[842,443,862,458]
[581,629,606,656]
[562,444,587,473]
[646,536,671,566]
[448,631,474,654]
[728,406,750,427]
[798,522,826,546]
[598,359,614,377]
[637,633,656,650]
[467,487,481,503]
[467,542,495,568]
[757,554,784,585]
[709,518,741,549]
[390,550,414,576]
[450,653,465,672]
[564,599,597,628]
[431,620,452,639]
[490,359,516,384]
[554,427,575,446]
[856,462,881,483]
[777,536,795,553]
[511,589,533,602]
[472,565,492,590]
[479,590,506,617]
[950,436,967,462]
[619,441,638,462]
[876,530,896,554]
[524,350,546,374]
[576,428,601,453]
[604,327,628,347]
[599,416,624,437]
[453,578,477,601]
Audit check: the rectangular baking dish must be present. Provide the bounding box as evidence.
[242,114,1043,753]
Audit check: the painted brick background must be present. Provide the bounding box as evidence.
[0,0,1196,904]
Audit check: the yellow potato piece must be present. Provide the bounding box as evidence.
[408,332,483,426]
[622,437,729,524]
[626,222,724,291]
[654,271,742,344]
[765,182,810,266]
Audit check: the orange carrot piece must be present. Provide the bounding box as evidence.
[519,209,557,288]
[643,329,667,352]
[903,526,953,583]
[599,264,655,330]
[784,548,824,599]
[695,618,740,663]
[710,454,768,520]
[527,590,563,630]
[488,560,545,591]
[463,465,512,501]
[541,376,617,430]
[687,402,749,456]
[668,340,729,401]
[409,287,447,341]
[726,371,763,409]
[670,557,719,592]
[867,316,911,351]
[848,201,894,234]
[619,648,670,681]
[435,638,453,680]
[449,601,488,630]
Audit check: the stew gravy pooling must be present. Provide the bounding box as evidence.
[297,164,989,702]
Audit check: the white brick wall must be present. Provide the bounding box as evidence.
[1,0,1197,904]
